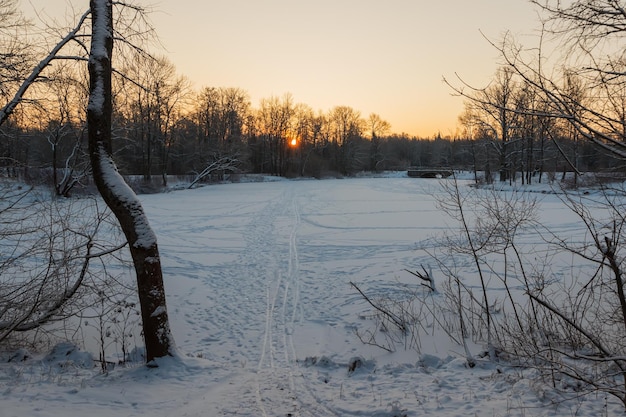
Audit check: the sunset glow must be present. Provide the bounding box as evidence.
[24,0,540,138]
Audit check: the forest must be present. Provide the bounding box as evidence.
[1,2,622,196]
[2,70,619,194]
[5,1,626,414]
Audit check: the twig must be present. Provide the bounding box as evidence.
[350,281,406,332]
[404,265,435,292]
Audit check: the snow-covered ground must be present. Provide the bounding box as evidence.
[1,175,622,416]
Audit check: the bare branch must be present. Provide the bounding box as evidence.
[0,7,91,126]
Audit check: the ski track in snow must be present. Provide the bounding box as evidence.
[207,184,341,416]
[157,182,344,416]
[155,179,621,417]
[2,177,624,417]
[144,178,622,417]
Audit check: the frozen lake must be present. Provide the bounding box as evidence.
[4,176,619,417]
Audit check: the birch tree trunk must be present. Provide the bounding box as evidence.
[87,0,175,363]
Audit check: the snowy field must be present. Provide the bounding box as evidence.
[1,175,622,416]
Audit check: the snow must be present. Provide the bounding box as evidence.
[88,0,158,250]
[97,149,159,249]
[89,0,110,60]
[86,0,109,117]
[1,175,623,416]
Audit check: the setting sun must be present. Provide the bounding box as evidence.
[290,138,297,147]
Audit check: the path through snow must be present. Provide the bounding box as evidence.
[2,177,622,417]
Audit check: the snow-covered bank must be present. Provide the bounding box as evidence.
[1,177,622,416]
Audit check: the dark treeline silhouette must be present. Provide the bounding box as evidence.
[2,1,626,193]
[2,118,614,189]
[0,53,622,191]
[0,108,617,190]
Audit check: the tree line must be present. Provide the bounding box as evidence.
[2,0,626,394]
[2,72,617,192]
[1,4,623,194]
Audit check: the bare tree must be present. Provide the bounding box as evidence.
[87,0,175,363]
[446,67,522,182]
[367,113,390,171]
[191,86,250,178]
[458,104,493,183]
[490,1,626,163]
[38,62,90,196]
[289,102,314,176]
[469,184,626,409]
[424,175,626,408]
[0,184,129,346]
[0,5,91,127]
[0,0,31,105]
[327,105,365,175]
[256,94,294,176]
[194,87,250,148]
[117,55,192,186]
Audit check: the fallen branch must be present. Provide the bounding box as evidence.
[188,155,240,189]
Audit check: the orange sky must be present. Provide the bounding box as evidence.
[25,0,541,138]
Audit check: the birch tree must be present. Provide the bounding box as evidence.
[87,0,175,363]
